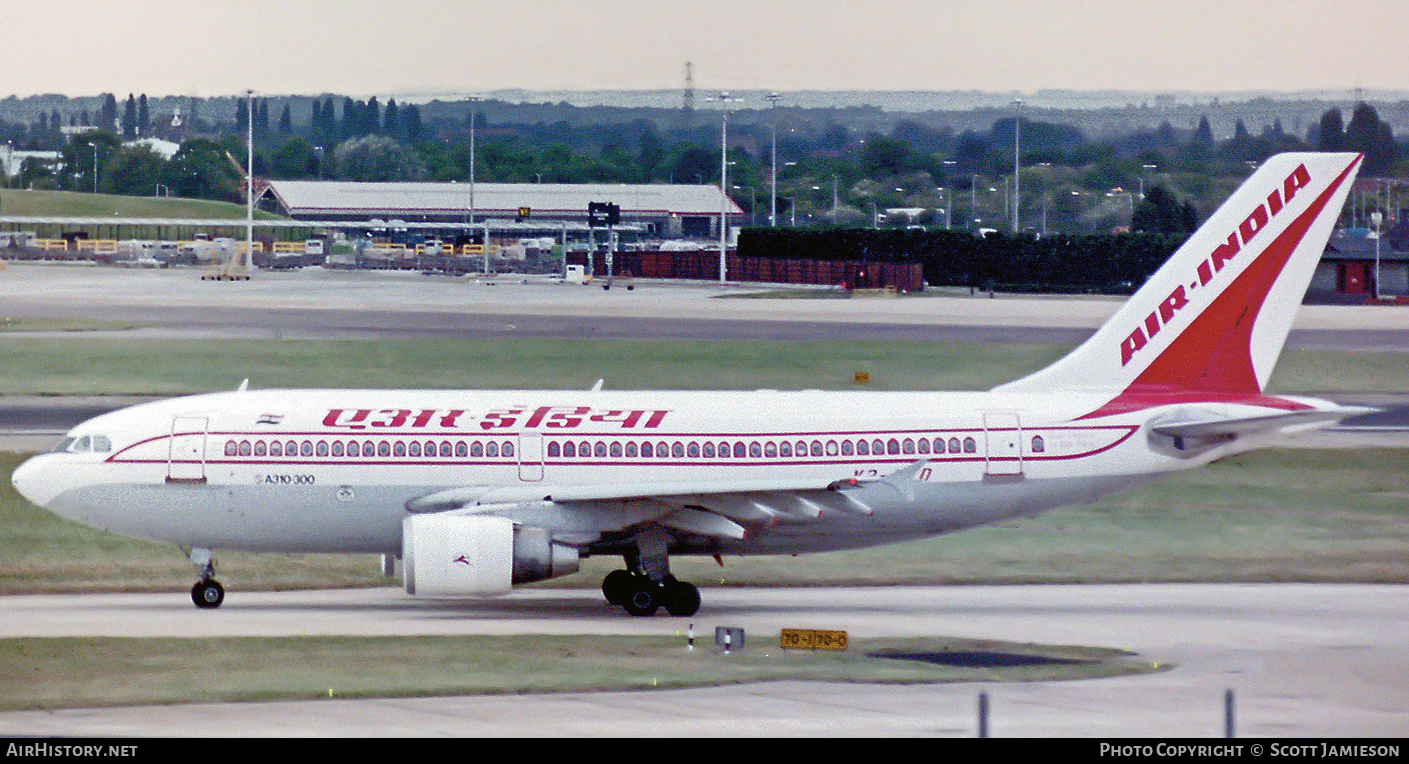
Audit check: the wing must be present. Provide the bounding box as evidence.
[403,465,917,544]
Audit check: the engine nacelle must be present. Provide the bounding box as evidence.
[402,514,580,597]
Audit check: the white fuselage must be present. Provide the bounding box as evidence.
[12,386,1290,559]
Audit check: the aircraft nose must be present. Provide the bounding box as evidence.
[11,454,60,507]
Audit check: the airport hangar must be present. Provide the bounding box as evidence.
[255,181,745,243]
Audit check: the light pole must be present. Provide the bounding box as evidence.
[245,89,254,273]
[1371,210,1383,300]
[467,96,478,234]
[766,92,782,227]
[1012,98,1022,233]
[710,92,741,282]
[972,175,979,229]
[1140,163,1157,200]
[942,160,956,230]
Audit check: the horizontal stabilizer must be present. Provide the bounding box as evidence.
[1151,405,1377,440]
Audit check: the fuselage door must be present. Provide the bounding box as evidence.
[983,411,1023,476]
[518,433,544,482]
[167,416,209,483]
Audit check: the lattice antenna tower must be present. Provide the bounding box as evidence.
[681,61,695,130]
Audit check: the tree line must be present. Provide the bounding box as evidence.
[0,91,1402,232]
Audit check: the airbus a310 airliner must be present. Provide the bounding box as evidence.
[12,152,1369,616]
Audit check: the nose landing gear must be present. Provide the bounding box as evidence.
[187,547,225,609]
[191,578,225,609]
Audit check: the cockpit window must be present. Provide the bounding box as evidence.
[52,435,113,453]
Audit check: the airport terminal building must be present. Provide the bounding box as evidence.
[257,181,743,239]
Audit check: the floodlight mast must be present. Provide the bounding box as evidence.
[766,92,783,227]
[246,89,254,274]
[469,97,481,273]
[1012,97,1022,234]
[712,92,741,282]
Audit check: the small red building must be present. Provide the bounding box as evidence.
[1309,226,1408,303]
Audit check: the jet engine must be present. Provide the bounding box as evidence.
[402,514,580,596]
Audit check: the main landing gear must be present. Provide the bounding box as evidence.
[602,535,701,617]
[601,570,700,617]
[188,547,225,609]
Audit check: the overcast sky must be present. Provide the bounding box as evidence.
[9,0,1405,98]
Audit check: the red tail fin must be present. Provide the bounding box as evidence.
[993,152,1362,417]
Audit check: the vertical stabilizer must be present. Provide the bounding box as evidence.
[994,152,1361,411]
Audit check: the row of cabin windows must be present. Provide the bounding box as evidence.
[223,434,1046,461]
[546,435,984,459]
[224,439,515,459]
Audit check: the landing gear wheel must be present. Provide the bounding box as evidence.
[602,569,637,606]
[663,580,701,617]
[191,579,225,609]
[622,583,660,617]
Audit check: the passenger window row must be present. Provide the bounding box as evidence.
[223,438,515,459]
[221,434,1046,462]
[546,435,981,459]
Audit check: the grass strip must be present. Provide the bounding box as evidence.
[0,335,1069,395]
[0,334,1402,395]
[0,634,1157,710]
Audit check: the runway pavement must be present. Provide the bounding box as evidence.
[0,584,1404,737]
